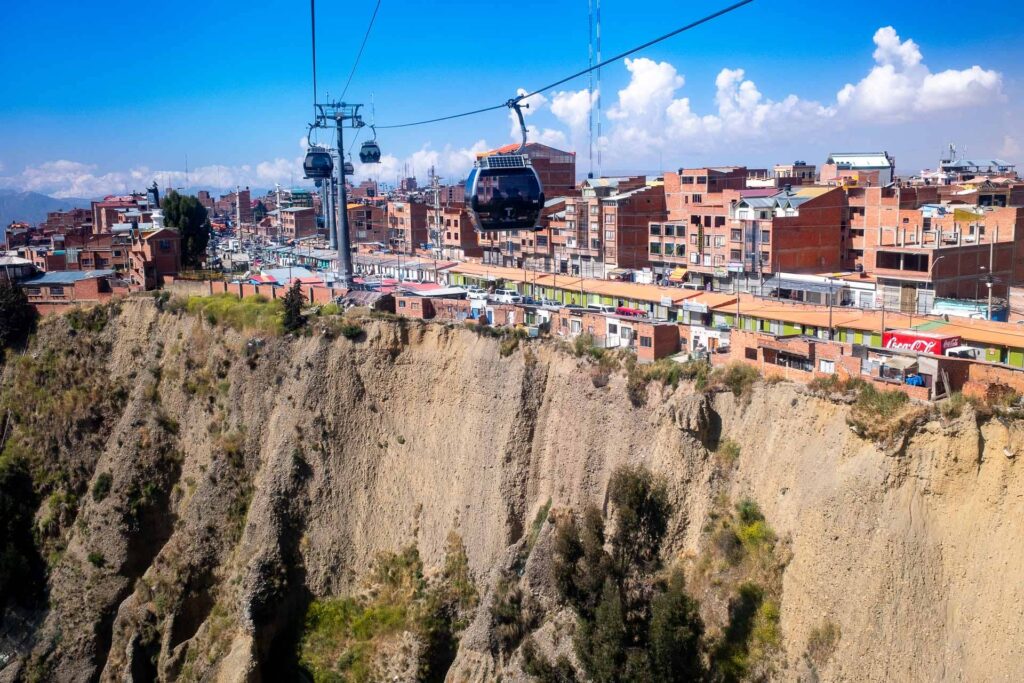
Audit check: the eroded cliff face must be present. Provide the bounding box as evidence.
[0,300,1021,682]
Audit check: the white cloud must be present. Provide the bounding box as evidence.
[1,157,304,198]
[836,26,1002,120]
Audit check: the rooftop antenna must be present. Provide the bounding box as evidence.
[587,0,594,179]
[596,0,602,177]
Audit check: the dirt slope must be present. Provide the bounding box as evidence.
[0,299,1021,682]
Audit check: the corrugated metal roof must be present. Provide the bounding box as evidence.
[22,269,114,285]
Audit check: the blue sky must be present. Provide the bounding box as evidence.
[1,0,1021,197]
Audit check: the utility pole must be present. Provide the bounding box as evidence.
[988,226,996,320]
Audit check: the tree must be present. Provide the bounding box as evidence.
[161,190,210,267]
[0,280,36,353]
[283,282,306,332]
[607,464,670,575]
[576,577,626,683]
[648,569,706,682]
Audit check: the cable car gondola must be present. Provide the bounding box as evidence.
[464,101,544,233]
[303,146,333,180]
[465,155,544,232]
[359,125,382,163]
[343,159,355,176]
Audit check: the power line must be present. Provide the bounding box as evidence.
[377,0,754,130]
[310,0,318,118]
[340,0,382,101]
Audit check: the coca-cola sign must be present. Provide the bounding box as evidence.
[883,331,961,355]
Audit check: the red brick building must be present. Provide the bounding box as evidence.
[279,207,317,240]
[478,142,577,198]
[387,200,429,252]
[349,203,388,244]
[128,227,181,290]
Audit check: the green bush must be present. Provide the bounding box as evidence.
[499,336,519,357]
[319,302,341,316]
[87,551,106,568]
[91,472,113,502]
[338,321,363,340]
[712,362,761,397]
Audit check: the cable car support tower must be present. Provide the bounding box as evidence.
[309,102,365,288]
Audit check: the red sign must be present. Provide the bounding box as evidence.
[883,330,961,355]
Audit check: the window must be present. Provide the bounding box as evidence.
[605,230,614,241]
[589,205,599,215]
[689,252,699,264]
[49,286,65,296]
[608,323,619,334]
[714,236,724,247]
[650,224,661,236]
[761,229,770,244]
[715,216,726,227]
[650,243,662,255]
[690,235,698,245]
[663,225,674,236]
[158,239,171,252]
[640,336,653,348]
[692,194,703,203]
[704,216,712,228]
[696,176,707,184]
[605,213,615,224]
[26,287,41,296]
[730,229,742,241]
[682,176,694,184]
[399,300,406,308]
[566,205,576,214]
[819,359,836,374]
[761,251,770,263]
[567,220,576,230]
[730,249,742,260]
[676,244,686,256]
[745,348,757,360]
[570,319,582,334]
[590,239,600,249]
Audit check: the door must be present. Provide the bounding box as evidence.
[900,284,916,314]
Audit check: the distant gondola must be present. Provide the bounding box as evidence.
[465,154,544,233]
[359,140,381,164]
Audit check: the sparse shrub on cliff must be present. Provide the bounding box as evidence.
[91,473,113,502]
[805,620,841,670]
[499,336,519,357]
[709,362,761,398]
[300,540,477,682]
[590,365,611,388]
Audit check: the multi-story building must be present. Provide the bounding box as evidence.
[773,161,817,185]
[348,203,387,244]
[92,195,147,233]
[386,200,428,252]
[436,206,481,260]
[128,227,181,290]
[279,207,316,240]
[843,184,1024,312]
[41,208,92,234]
[543,176,666,277]
[650,184,846,290]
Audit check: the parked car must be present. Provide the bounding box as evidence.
[587,303,616,314]
[945,345,982,360]
[464,286,489,300]
[537,298,562,308]
[492,288,523,304]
